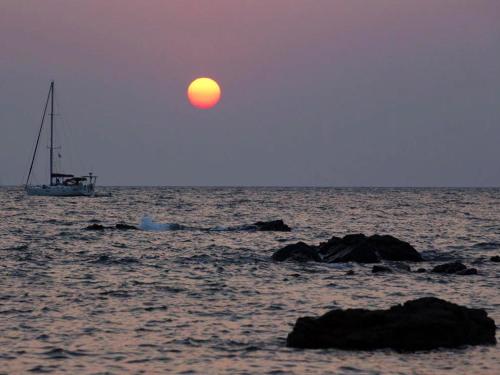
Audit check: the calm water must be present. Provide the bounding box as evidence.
[0,187,499,374]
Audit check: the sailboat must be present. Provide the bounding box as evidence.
[25,81,97,196]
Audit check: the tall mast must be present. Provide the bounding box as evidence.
[25,83,51,187]
[49,81,54,185]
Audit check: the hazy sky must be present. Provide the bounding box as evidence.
[1,0,499,186]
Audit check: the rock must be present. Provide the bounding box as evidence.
[319,234,379,263]
[85,223,140,231]
[345,270,355,275]
[456,268,478,275]
[372,265,392,273]
[253,220,291,232]
[319,234,422,263]
[85,224,105,231]
[431,261,467,274]
[115,223,139,230]
[286,297,496,351]
[432,262,478,276]
[272,242,321,262]
[416,268,427,273]
[491,256,500,263]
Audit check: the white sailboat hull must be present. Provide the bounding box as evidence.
[26,184,95,197]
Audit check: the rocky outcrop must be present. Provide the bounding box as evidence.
[272,234,422,263]
[272,242,321,262]
[85,223,139,231]
[286,297,496,351]
[432,261,466,273]
[431,261,477,275]
[252,220,291,232]
[319,234,423,263]
[115,223,139,230]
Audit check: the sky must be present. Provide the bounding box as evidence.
[1,0,500,186]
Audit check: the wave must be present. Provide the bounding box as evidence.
[139,215,185,231]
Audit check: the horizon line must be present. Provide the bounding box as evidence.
[3,184,500,189]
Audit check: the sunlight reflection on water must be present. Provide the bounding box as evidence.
[0,187,498,374]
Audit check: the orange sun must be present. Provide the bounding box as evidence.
[187,77,221,109]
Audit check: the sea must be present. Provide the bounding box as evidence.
[0,187,498,374]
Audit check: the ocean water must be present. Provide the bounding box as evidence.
[0,187,498,375]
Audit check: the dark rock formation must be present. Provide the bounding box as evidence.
[286,297,496,351]
[456,268,478,275]
[319,234,422,263]
[272,242,321,262]
[416,268,427,273]
[272,234,422,264]
[115,223,139,230]
[85,224,105,231]
[431,261,467,274]
[430,262,478,275]
[491,256,500,263]
[253,220,291,232]
[85,223,139,231]
[319,234,378,263]
[372,265,392,273]
[345,270,355,276]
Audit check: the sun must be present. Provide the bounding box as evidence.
[187,77,221,109]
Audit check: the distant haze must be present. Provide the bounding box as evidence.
[1,0,499,186]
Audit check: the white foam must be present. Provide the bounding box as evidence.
[139,215,183,231]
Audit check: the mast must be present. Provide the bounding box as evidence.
[49,81,54,185]
[26,83,51,187]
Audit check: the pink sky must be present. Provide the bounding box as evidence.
[1,1,500,185]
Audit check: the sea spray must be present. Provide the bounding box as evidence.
[139,215,185,231]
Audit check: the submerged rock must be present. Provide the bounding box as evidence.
[431,261,467,274]
[286,297,496,351]
[272,242,321,262]
[491,256,500,263]
[85,223,139,231]
[456,268,478,275]
[115,223,139,230]
[253,220,291,232]
[319,234,422,263]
